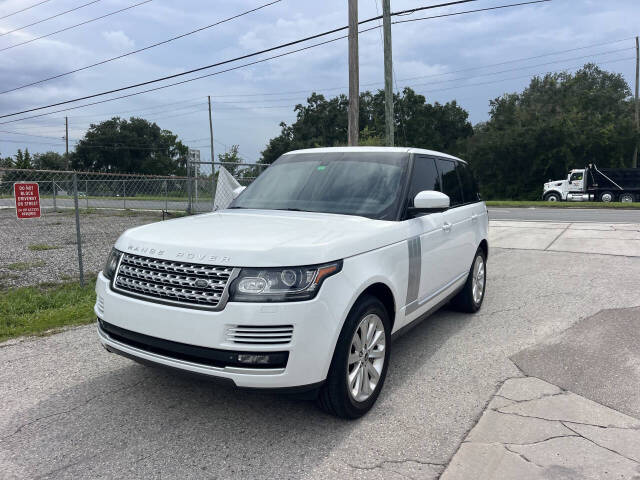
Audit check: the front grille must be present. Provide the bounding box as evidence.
[113,253,237,310]
[226,325,294,345]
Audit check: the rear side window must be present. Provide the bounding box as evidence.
[408,156,441,203]
[456,162,481,203]
[435,158,464,206]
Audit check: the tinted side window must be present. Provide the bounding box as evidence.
[456,162,481,203]
[435,158,463,206]
[408,156,441,203]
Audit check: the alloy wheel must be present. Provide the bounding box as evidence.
[347,314,386,402]
[472,255,485,305]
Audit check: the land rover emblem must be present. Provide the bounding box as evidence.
[194,279,210,288]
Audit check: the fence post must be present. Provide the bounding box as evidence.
[164,180,168,211]
[211,162,217,211]
[186,162,192,214]
[195,176,199,212]
[52,181,57,212]
[123,180,126,209]
[72,173,85,286]
[85,179,89,209]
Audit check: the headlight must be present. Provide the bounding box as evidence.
[229,261,342,302]
[103,248,122,280]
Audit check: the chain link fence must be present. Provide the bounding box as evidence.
[0,163,267,289]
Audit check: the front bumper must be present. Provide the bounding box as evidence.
[95,272,345,389]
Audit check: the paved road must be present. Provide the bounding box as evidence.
[489,207,640,223]
[2,223,640,479]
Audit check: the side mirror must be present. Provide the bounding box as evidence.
[410,191,450,213]
[232,186,246,199]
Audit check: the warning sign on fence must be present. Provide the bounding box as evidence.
[14,182,41,219]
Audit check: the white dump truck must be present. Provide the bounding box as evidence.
[543,164,640,203]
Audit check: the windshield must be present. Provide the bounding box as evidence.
[230,152,409,220]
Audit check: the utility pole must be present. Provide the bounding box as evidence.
[65,116,69,169]
[208,95,216,209]
[382,0,394,147]
[348,0,359,146]
[634,36,639,168]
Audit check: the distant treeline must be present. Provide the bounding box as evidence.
[259,64,638,200]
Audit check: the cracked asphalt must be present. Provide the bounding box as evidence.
[442,377,640,479]
[1,223,640,479]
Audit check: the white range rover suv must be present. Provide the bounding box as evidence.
[96,147,488,418]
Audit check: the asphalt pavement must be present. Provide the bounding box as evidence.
[489,206,640,223]
[1,222,640,479]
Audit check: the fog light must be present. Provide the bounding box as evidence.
[237,353,272,365]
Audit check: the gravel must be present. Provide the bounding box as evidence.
[0,208,169,288]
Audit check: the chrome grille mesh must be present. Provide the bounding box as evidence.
[113,253,236,309]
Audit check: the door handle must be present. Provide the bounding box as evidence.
[442,222,452,232]
[471,214,478,222]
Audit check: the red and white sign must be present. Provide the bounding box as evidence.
[14,182,41,219]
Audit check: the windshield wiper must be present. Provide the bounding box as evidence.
[272,208,310,212]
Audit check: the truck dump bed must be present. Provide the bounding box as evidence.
[592,168,640,190]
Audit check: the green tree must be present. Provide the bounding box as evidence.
[0,154,13,168]
[32,151,65,170]
[465,64,638,199]
[260,88,473,163]
[71,117,188,175]
[13,149,32,169]
[218,145,242,177]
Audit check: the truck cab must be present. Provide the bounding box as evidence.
[543,169,587,202]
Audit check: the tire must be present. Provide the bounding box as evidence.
[450,248,487,313]
[600,191,615,203]
[544,192,561,202]
[317,295,391,419]
[620,193,635,203]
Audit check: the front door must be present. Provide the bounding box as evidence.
[402,156,449,321]
[569,171,585,192]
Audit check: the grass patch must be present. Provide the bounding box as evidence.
[7,260,46,271]
[28,244,60,251]
[0,278,96,342]
[486,200,640,209]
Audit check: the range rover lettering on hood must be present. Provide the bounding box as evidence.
[126,245,231,263]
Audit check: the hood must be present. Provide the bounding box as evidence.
[115,209,407,267]
[544,179,566,190]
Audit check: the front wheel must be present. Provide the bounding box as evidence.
[317,295,391,419]
[545,192,561,202]
[450,248,487,313]
[620,193,635,203]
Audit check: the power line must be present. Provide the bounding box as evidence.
[0,0,556,127]
[1,43,629,129]
[0,0,283,95]
[0,0,153,53]
[416,56,635,95]
[0,0,103,38]
[0,0,53,21]
[0,0,488,118]
[1,0,568,127]
[0,129,63,140]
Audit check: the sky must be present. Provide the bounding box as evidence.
[0,0,638,168]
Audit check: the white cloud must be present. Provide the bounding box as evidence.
[102,30,135,50]
[1,0,638,159]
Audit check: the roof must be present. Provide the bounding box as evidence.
[283,146,464,162]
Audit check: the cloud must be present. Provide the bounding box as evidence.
[1,0,638,160]
[101,30,135,50]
